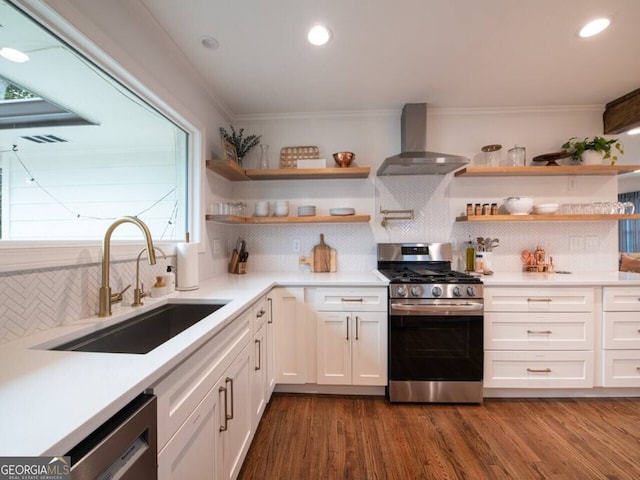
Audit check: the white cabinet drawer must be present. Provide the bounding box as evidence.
[602,350,640,387]
[484,287,593,312]
[603,287,640,311]
[252,295,269,333]
[485,312,592,350]
[484,350,593,388]
[602,312,640,349]
[316,288,387,311]
[153,310,251,449]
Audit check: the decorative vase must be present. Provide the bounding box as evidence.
[259,144,270,169]
[580,150,605,165]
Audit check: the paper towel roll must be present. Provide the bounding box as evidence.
[176,242,199,291]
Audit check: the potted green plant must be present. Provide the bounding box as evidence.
[561,136,624,165]
[219,125,261,166]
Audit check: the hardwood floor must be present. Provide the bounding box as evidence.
[239,393,640,480]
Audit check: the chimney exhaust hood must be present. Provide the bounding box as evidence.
[376,103,469,176]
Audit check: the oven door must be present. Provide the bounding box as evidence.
[389,300,483,383]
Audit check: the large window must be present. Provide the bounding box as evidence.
[619,191,640,252]
[0,0,188,241]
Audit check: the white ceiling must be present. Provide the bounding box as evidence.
[140,0,640,116]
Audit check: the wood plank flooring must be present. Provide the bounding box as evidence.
[239,393,640,480]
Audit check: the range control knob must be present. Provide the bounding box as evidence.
[452,286,462,297]
[466,286,476,297]
[431,286,443,297]
[396,286,408,297]
[410,286,422,297]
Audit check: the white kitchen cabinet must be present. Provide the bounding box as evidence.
[216,341,253,480]
[153,309,251,451]
[158,386,217,480]
[484,286,594,389]
[250,294,269,422]
[250,321,267,430]
[484,350,593,388]
[316,310,387,385]
[602,287,640,387]
[315,288,387,386]
[271,287,307,384]
[265,296,276,398]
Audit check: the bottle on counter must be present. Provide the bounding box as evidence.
[165,266,176,293]
[465,241,475,272]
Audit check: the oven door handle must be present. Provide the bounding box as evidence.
[390,302,484,315]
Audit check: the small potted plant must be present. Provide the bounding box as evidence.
[220,125,261,166]
[561,136,624,165]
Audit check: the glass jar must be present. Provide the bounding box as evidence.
[508,145,526,166]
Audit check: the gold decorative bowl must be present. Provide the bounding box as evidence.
[333,151,354,168]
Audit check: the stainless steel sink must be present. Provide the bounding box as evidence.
[52,302,227,354]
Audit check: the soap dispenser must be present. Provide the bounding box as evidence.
[165,266,176,293]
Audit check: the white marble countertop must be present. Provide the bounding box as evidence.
[0,271,386,456]
[1,268,639,456]
[480,270,640,286]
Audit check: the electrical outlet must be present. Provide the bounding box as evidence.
[293,239,301,253]
[569,236,585,251]
[585,235,600,251]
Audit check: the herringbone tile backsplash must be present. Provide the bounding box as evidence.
[0,257,172,345]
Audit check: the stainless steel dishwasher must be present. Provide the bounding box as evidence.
[66,393,157,480]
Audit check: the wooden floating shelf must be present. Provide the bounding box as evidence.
[205,214,371,224]
[244,167,370,180]
[205,159,249,181]
[454,165,640,177]
[456,214,640,222]
[206,159,370,181]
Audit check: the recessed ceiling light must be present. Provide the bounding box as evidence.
[200,36,219,50]
[578,18,611,38]
[0,47,29,63]
[307,24,332,46]
[627,127,640,136]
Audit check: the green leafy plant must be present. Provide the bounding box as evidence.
[219,125,261,164]
[562,136,624,164]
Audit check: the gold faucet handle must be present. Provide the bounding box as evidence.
[111,284,131,304]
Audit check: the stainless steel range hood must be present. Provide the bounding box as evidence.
[376,103,469,176]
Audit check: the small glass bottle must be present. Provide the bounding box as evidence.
[466,203,473,216]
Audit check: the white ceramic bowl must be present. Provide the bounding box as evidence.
[533,203,559,215]
[503,196,533,215]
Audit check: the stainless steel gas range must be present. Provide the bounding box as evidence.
[378,243,484,404]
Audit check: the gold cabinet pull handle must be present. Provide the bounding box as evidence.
[267,297,273,324]
[345,315,349,340]
[219,385,228,432]
[256,309,265,318]
[341,298,364,302]
[527,298,552,303]
[255,339,261,371]
[527,368,552,373]
[527,330,552,335]
[355,316,359,340]
[226,377,234,420]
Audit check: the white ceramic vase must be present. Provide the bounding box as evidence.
[580,150,605,165]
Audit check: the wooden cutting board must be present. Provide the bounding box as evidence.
[313,234,332,272]
[299,234,337,272]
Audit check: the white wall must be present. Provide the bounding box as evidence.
[233,106,637,274]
